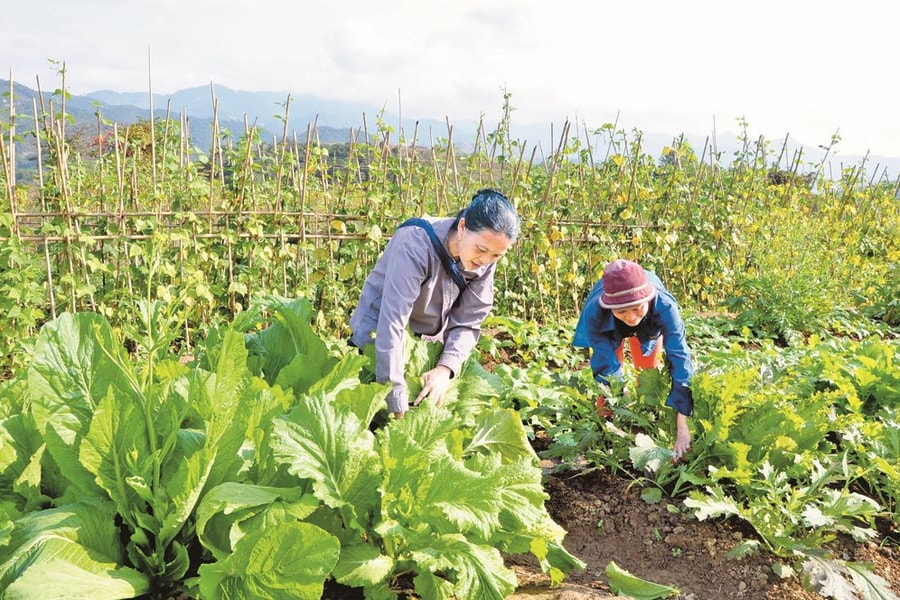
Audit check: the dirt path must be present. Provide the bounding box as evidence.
[506,466,899,600]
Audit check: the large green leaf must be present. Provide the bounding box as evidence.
[28,313,135,499]
[308,351,370,398]
[380,403,583,580]
[195,482,318,561]
[412,458,505,540]
[380,407,504,542]
[331,381,390,432]
[0,501,148,598]
[4,546,148,600]
[471,453,565,548]
[270,391,382,534]
[157,328,253,547]
[606,560,679,599]
[407,533,517,600]
[450,357,505,420]
[0,412,45,508]
[331,542,394,588]
[244,297,337,394]
[400,336,503,422]
[243,297,315,381]
[464,408,535,463]
[310,352,388,427]
[197,521,340,600]
[379,401,463,467]
[79,385,154,523]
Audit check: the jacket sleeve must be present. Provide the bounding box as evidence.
[666,384,694,416]
[374,233,429,413]
[438,268,495,377]
[656,293,695,416]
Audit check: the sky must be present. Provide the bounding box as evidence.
[4,0,900,157]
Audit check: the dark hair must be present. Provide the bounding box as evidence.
[460,188,520,240]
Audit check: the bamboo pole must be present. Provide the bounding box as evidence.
[31,98,46,211]
[161,99,172,187]
[208,84,219,214]
[0,76,16,235]
[148,49,158,190]
[396,89,406,211]
[6,74,16,190]
[274,94,292,212]
[44,242,57,319]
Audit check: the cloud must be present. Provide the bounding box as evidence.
[3,0,900,155]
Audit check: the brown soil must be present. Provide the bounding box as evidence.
[506,464,900,600]
[477,331,899,600]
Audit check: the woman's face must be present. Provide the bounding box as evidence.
[455,219,514,271]
[611,302,649,327]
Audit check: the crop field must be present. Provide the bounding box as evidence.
[0,82,898,599]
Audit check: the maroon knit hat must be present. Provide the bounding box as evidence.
[599,259,657,309]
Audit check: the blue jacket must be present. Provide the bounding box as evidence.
[573,270,694,416]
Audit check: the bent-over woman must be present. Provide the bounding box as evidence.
[349,189,520,418]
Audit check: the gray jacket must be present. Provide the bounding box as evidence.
[349,217,496,412]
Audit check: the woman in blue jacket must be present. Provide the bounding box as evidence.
[573,259,694,459]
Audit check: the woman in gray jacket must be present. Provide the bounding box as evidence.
[349,189,520,418]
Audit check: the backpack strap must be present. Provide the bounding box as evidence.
[397,218,468,294]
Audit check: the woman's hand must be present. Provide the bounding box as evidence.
[414,365,453,409]
[672,412,692,462]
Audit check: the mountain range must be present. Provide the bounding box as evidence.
[3,80,898,181]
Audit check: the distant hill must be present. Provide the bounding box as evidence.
[0,80,364,178]
[84,85,465,147]
[86,87,378,130]
[82,85,900,179]
[3,80,899,181]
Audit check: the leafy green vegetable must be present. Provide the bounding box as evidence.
[196,521,340,600]
[3,311,267,594]
[800,549,899,600]
[0,501,149,598]
[260,310,584,599]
